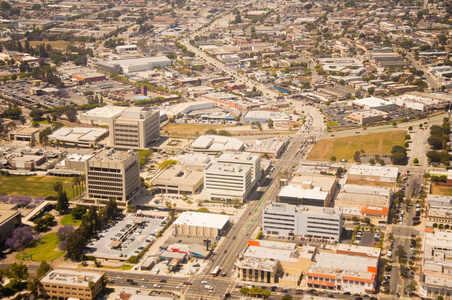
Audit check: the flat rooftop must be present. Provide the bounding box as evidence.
[340,184,392,196]
[81,105,126,118]
[49,127,108,143]
[40,269,103,287]
[278,184,328,201]
[348,165,399,178]
[151,166,203,186]
[243,245,299,263]
[336,244,381,258]
[173,211,229,230]
[90,148,135,163]
[190,135,244,152]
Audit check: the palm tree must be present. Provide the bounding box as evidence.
[72,177,79,197]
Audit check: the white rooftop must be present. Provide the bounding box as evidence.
[173,211,229,229]
[49,127,108,143]
[278,183,328,201]
[190,135,244,152]
[40,269,103,287]
[81,105,126,118]
[348,165,398,178]
[350,97,393,108]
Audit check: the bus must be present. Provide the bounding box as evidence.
[211,266,221,277]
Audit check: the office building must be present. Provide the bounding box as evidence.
[9,127,41,143]
[203,163,252,202]
[109,107,160,150]
[84,149,141,208]
[37,269,104,300]
[151,165,204,195]
[262,202,342,239]
[217,152,261,187]
[173,211,229,237]
[0,203,21,243]
[277,176,337,207]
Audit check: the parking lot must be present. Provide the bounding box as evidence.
[86,214,167,260]
[0,81,68,109]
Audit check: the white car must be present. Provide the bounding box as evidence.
[153,284,162,288]
[201,281,208,284]
[204,285,213,290]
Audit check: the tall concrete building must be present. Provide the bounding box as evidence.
[84,149,141,208]
[109,107,160,150]
[203,163,252,202]
[217,152,261,187]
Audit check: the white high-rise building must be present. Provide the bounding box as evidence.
[203,163,252,202]
[109,107,160,150]
[217,152,262,187]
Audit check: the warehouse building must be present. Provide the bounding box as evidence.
[350,97,395,111]
[166,101,214,118]
[243,110,291,123]
[347,165,399,182]
[71,72,107,84]
[96,56,171,74]
[109,107,160,150]
[173,211,229,237]
[262,202,342,239]
[38,269,104,300]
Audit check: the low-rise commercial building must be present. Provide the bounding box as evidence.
[262,202,342,239]
[151,165,204,195]
[49,127,108,148]
[235,241,315,285]
[9,127,41,143]
[37,269,104,300]
[426,195,452,228]
[173,211,229,237]
[189,135,244,154]
[421,230,452,299]
[306,246,380,293]
[97,56,171,74]
[246,139,287,159]
[347,109,389,125]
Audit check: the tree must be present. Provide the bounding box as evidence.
[218,130,231,136]
[282,295,293,300]
[4,262,28,283]
[240,287,250,295]
[57,225,75,241]
[0,1,11,10]
[36,261,51,279]
[66,229,87,261]
[205,129,217,135]
[408,126,413,131]
[413,158,419,164]
[354,151,361,162]
[330,156,336,161]
[71,207,87,219]
[336,167,344,177]
[159,160,178,170]
[352,216,360,223]
[196,207,210,213]
[5,226,38,250]
[29,109,44,121]
[56,190,69,213]
[268,119,274,129]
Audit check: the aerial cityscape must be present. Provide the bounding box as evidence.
[0,0,451,300]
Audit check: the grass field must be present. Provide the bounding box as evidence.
[308,131,406,162]
[60,214,82,226]
[16,233,64,262]
[431,184,452,196]
[162,123,231,136]
[120,265,132,270]
[0,175,74,198]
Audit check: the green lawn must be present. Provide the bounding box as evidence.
[60,214,82,226]
[0,175,74,198]
[308,131,406,162]
[16,233,65,262]
[328,121,340,127]
[120,265,132,270]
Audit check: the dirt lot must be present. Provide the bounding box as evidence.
[162,124,231,136]
[346,179,397,188]
[308,131,406,162]
[431,184,452,196]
